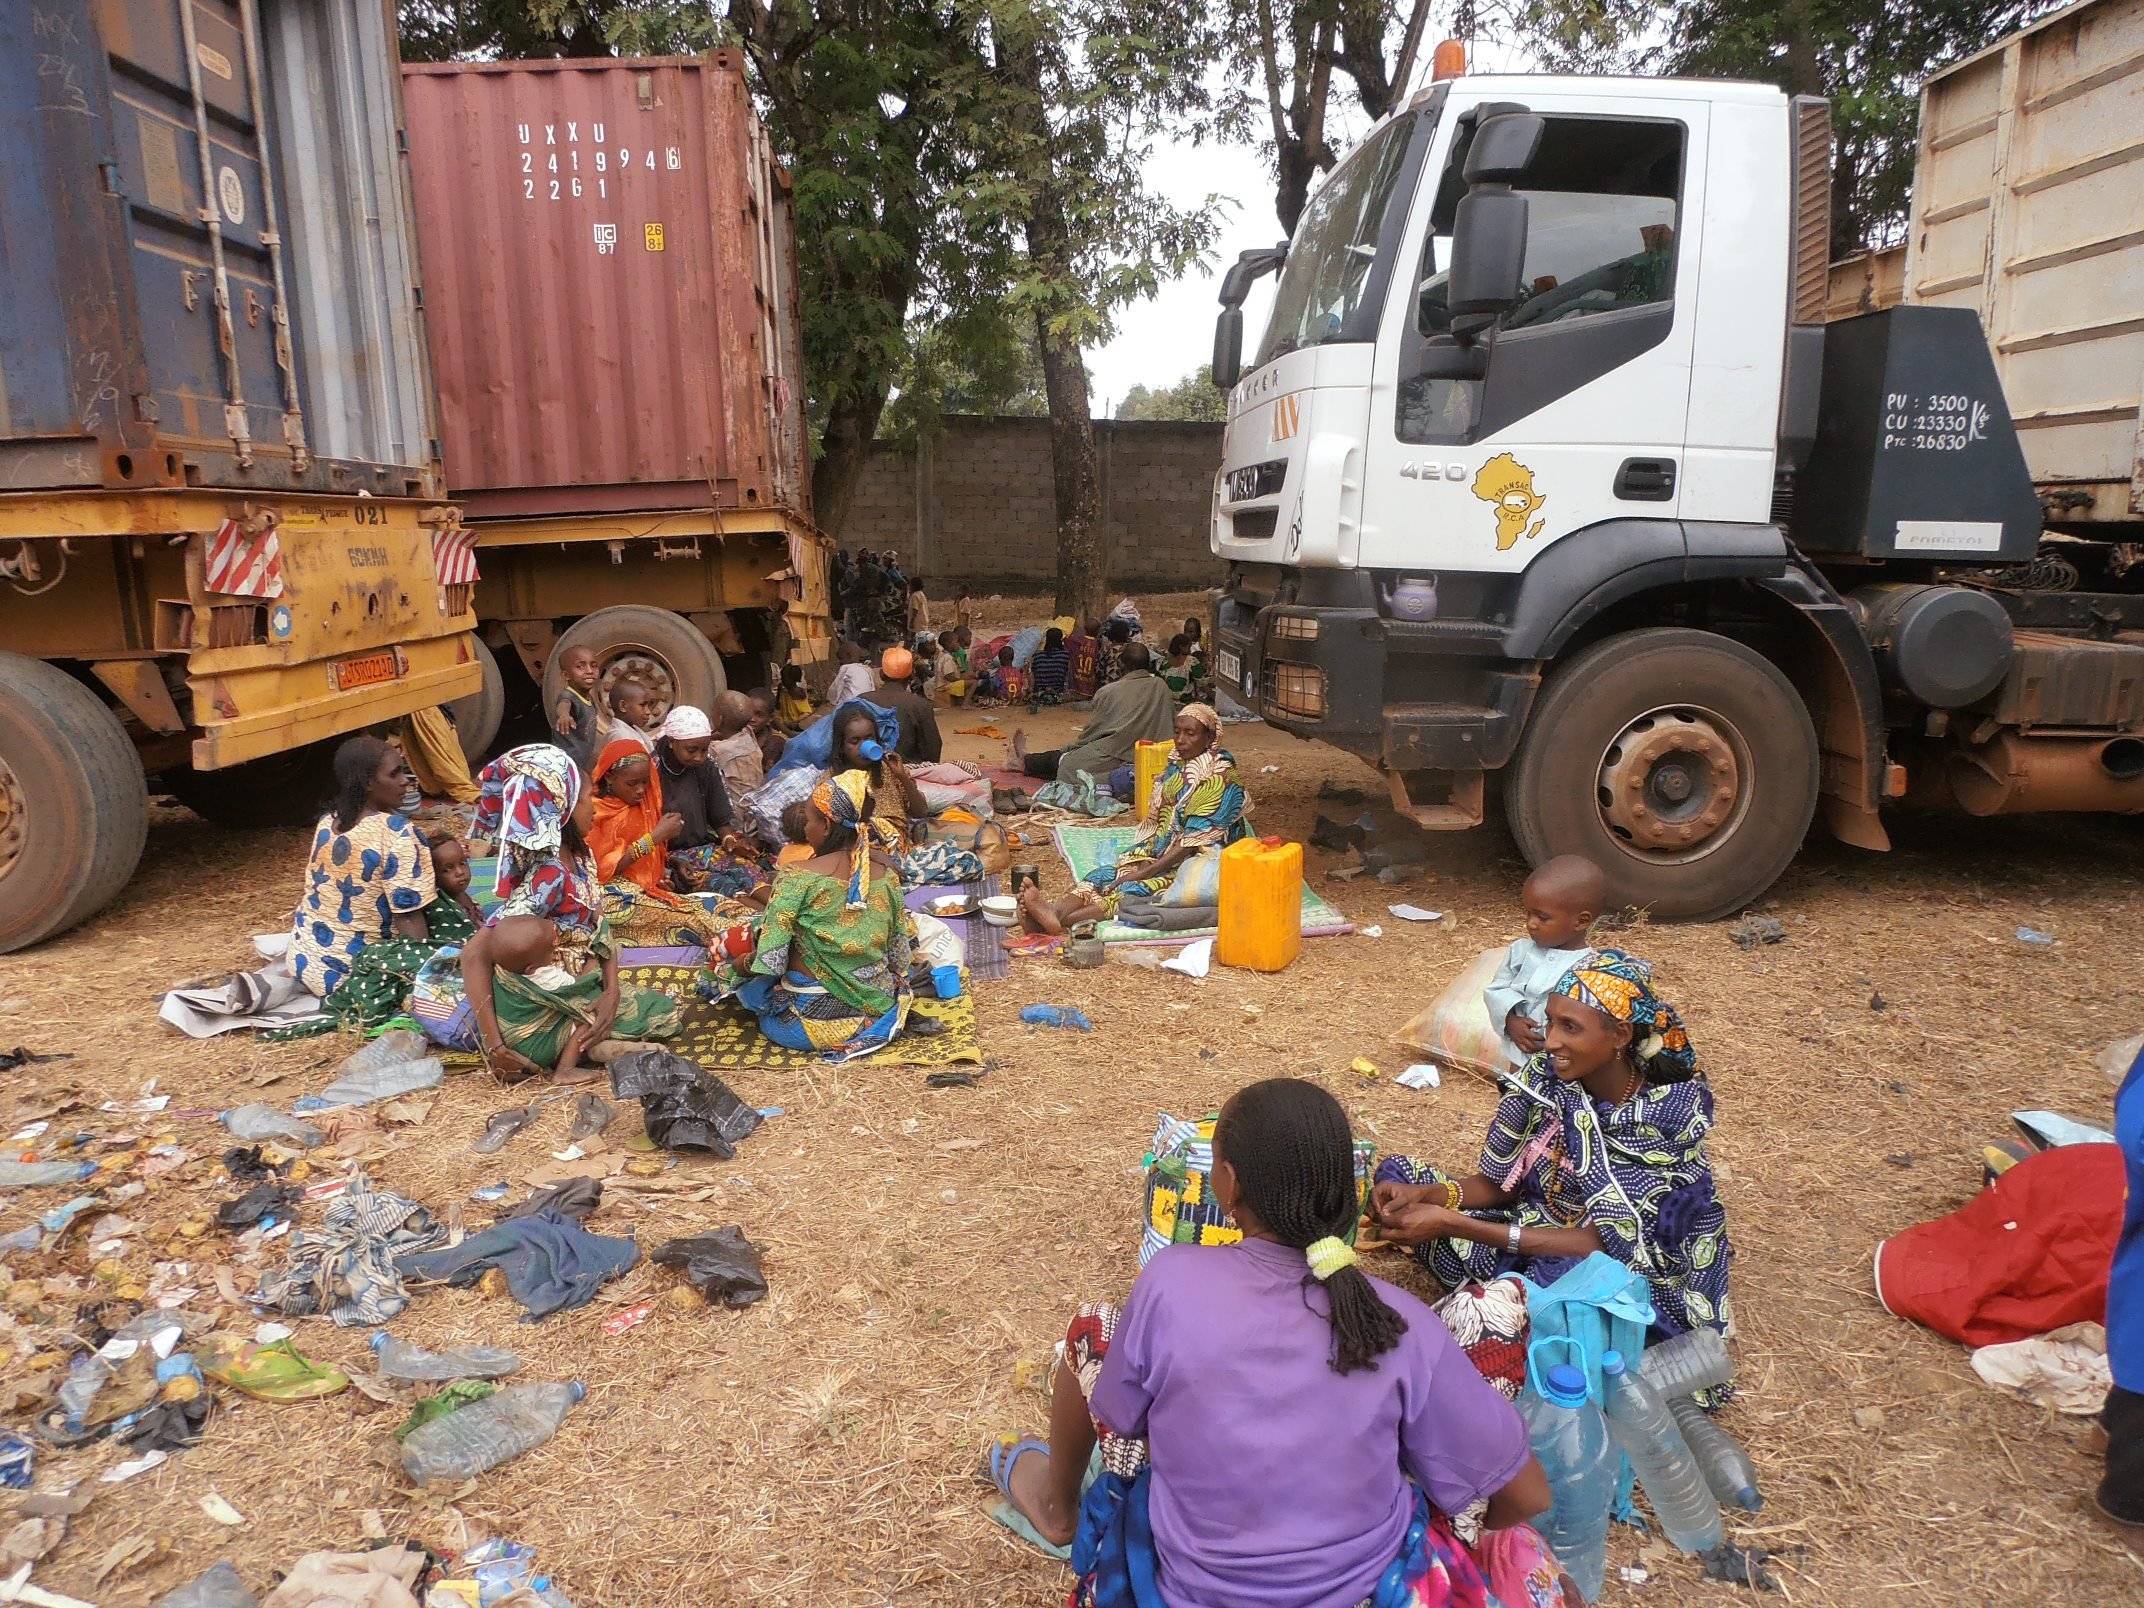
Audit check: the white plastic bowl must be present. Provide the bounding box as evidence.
[979,895,1020,927]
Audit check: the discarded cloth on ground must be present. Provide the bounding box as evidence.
[255,1176,446,1326]
[1970,1321,2114,1413]
[1873,1142,2124,1347]
[397,1206,638,1319]
[159,964,323,1038]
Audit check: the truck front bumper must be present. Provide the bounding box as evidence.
[1213,585,1538,777]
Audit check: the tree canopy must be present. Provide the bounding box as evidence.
[1117,366,1229,422]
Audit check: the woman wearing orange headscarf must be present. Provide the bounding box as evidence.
[586,739,750,948]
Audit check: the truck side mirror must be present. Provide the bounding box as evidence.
[1447,191,1529,339]
[1463,112,1543,185]
[1213,307,1244,389]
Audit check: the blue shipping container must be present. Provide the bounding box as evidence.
[0,0,439,496]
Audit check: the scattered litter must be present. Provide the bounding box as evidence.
[1727,913,1787,950]
[0,1434,33,1490]
[2016,925,2056,946]
[0,1048,71,1072]
[1386,904,1443,922]
[2099,1033,2144,1080]
[608,1052,761,1157]
[1619,1566,1648,1584]
[92,1533,166,1584]
[200,1492,244,1526]
[549,1146,586,1163]
[98,1096,171,1115]
[1360,925,1383,938]
[219,1105,322,1148]
[98,1449,167,1483]
[8,1122,49,1142]
[471,1182,511,1203]
[306,1054,442,1112]
[1259,764,1280,774]
[154,1561,255,1608]
[395,1380,497,1441]
[1396,1063,1442,1091]
[253,1323,293,1344]
[400,1385,584,1485]
[373,1332,522,1383]
[0,1162,97,1190]
[1970,1321,2112,1413]
[653,1228,768,1309]
[1349,1057,1381,1080]
[1019,1005,1093,1031]
[602,1300,656,1335]
[1161,939,1213,979]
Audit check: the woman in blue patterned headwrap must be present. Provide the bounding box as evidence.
[1371,948,1733,1362]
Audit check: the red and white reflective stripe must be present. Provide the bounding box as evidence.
[431,526,479,585]
[202,518,285,598]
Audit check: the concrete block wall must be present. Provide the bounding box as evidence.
[840,416,1224,593]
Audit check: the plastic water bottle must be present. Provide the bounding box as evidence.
[154,1562,256,1608]
[1519,1362,1616,1602]
[399,1381,585,1484]
[219,1104,324,1148]
[1600,1351,1723,1555]
[371,1331,522,1382]
[311,1057,444,1110]
[0,1160,98,1189]
[1636,1327,1735,1400]
[1667,1394,1764,1511]
[334,1028,428,1078]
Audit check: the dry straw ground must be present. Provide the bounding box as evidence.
[1,592,2141,1605]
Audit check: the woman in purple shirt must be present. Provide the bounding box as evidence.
[991,1079,1558,1608]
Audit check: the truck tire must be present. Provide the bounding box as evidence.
[164,743,335,830]
[543,606,727,727]
[0,654,149,953]
[1504,627,1819,921]
[445,635,505,763]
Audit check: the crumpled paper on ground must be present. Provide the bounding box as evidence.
[1969,1321,2112,1413]
[259,1544,425,1608]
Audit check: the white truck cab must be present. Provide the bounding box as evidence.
[1210,55,2141,919]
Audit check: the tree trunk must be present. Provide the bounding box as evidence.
[1000,14,1106,621]
[810,387,887,542]
[1032,303,1103,621]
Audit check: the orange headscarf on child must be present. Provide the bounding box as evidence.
[587,738,668,894]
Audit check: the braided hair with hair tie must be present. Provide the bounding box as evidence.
[1215,1078,1406,1374]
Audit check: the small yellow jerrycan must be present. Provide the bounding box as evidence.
[1132,739,1173,822]
[1216,837,1303,972]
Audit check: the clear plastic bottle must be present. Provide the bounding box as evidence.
[314,1057,444,1109]
[336,1028,429,1078]
[399,1380,585,1485]
[154,1561,256,1608]
[1667,1394,1765,1512]
[1636,1327,1734,1401]
[1518,1362,1616,1603]
[0,1160,98,1189]
[371,1331,523,1382]
[1600,1350,1724,1555]
[219,1104,324,1148]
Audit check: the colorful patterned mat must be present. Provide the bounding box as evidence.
[1049,824,1353,946]
[631,963,983,1071]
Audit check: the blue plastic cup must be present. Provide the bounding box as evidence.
[931,964,962,1000]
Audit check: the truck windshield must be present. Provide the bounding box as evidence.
[1256,115,1419,366]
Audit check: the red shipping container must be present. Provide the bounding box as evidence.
[400,53,810,521]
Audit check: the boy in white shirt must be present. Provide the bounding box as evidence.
[1483,855,1606,1066]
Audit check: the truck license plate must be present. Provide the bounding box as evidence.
[331,650,403,692]
[1215,648,1242,687]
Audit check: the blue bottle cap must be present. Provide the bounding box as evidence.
[368,1331,388,1352]
[1601,1350,1625,1376]
[1544,1363,1589,1405]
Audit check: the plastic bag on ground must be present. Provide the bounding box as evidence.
[608,1052,760,1157]
[156,1562,258,1608]
[259,1545,426,1608]
[652,1227,768,1309]
[1397,945,1511,1081]
[309,1057,444,1111]
[1969,1321,2113,1413]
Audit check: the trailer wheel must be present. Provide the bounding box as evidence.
[544,606,727,727]
[0,654,149,953]
[1505,627,1818,921]
[164,743,335,830]
[446,635,505,763]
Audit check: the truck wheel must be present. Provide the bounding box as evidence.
[164,743,335,830]
[0,654,149,953]
[543,606,727,727]
[445,635,505,763]
[1504,627,1818,921]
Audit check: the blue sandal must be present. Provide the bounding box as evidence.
[983,1436,1073,1561]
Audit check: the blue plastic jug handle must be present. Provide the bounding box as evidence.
[1526,1333,1589,1397]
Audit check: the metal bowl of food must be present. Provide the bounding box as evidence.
[927,894,977,919]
